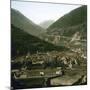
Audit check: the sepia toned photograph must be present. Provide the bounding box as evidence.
[11,0,87,89]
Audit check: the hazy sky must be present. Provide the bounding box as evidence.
[11,1,81,24]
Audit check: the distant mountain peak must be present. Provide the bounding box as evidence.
[39,20,55,29]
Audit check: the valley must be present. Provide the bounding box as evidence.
[11,5,87,89]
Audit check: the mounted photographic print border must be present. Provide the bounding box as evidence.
[11,0,87,89]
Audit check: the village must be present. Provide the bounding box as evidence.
[11,48,87,89]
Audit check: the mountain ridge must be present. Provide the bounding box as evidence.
[46,5,87,40]
[11,8,45,37]
[47,5,87,31]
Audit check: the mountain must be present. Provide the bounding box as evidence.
[11,8,45,36]
[11,24,69,57]
[39,20,55,29]
[47,5,87,39]
[48,5,87,30]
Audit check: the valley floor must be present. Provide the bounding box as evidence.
[11,50,87,89]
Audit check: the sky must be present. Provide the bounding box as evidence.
[11,1,82,24]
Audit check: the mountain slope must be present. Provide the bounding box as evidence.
[47,5,87,40]
[48,5,87,30]
[11,25,68,57]
[11,8,44,36]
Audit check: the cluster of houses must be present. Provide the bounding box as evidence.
[12,50,86,75]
